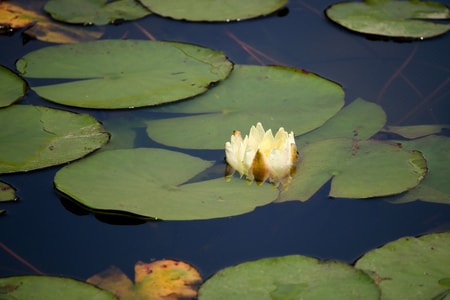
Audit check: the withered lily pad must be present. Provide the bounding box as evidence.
[199,255,380,299]
[16,40,233,109]
[279,138,427,201]
[140,0,288,22]
[147,64,345,149]
[0,65,26,108]
[0,275,116,299]
[88,260,202,299]
[45,0,151,25]
[54,148,278,220]
[0,105,110,173]
[326,0,450,39]
[355,232,450,300]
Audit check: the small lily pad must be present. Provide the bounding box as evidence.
[355,232,450,300]
[0,105,110,173]
[0,65,26,108]
[147,64,345,149]
[279,138,427,201]
[383,124,449,139]
[326,0,450,39]
[199,255,380,299]
[0,181,17,201]
[140,0,288,22]
[54,148,278,220]
[0,275,116,299]
[88,260,202,299]
[16,40,233,109]
[45,0,151,25]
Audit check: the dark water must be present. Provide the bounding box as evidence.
[1,0,450,281]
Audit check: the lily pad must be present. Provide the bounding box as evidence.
[383,124,450,139]
[198,255,380,299]
[146,64,345,149]
[0,275,116,299]
[16,40,233,109]
[390,135,450,204]
[0,181,17,201]
[45,0,151,25]
[326,0,450,39]
[355,232,450,300]
[54,148,278,220]
[0,105,110,174]
[0,65,26,108]
[88,260,202,299]
[279,138,427,201]
[140,0,288,22]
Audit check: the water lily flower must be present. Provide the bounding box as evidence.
[225,122,298,189]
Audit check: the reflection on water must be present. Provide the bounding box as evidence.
[1,0,449,281]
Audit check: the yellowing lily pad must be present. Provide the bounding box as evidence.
[326,0,450,39]
[355,232,450,300]
[199,255,380,299]
[45,0,151,25]
[0,275,116,300]
[147,64,345,149]
[54,148,278,220]
[0,105,110,174]
[88,260,202,299]
[279,138,427,201]
[0,181,17,202]
[140,0,288,22]
[0,65,26,108]
[16,40,233,109]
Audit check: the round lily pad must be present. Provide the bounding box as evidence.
[199,255,380,299]
[326,0,450,39]
[146,64,345,149]
[16,40,233,109]
[140,0,288,22]
[279,138,427,201]
[355,232,450,300]
[45,0,151,25]
[0,105,110,173]
[0,65,26,108]
[54,148,278,220]
[0,275,116,299]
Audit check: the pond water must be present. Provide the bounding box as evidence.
[1,0,450,285]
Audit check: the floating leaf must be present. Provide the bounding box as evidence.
[140,0,288,22]
[147,64,345,149]
[16,40,233,109]
[279,138,427,201]
[383,124,449,139]
[45,0,151,26]
[0,1,103,43]
[0,181,17,201]
[199,255,380,299]
[54,148,278,220]
[0,65,26,108]
[88,260,201,299]
[0,275,116,299]
[0,105,110,174]
[296,98,386,147]
[355,232,450,300]
[390,135,450,204]
[326,0,450,39]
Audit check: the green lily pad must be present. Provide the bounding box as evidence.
[0,65,26,108]
[140,0,288,22]
[0,275,116,299]
[279,138,427,201]
[383,124,450,139]
[296,98,386,147]
[326,0,450,39]
[54,148,278,220]
[16,40,233,109]
[355,232,450,300]
[0,181,17,201]
[146,65,345,149]
[390,135,450,204]
[198,255,380,299]
[45,0,151,25]
[0,105,110,174]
